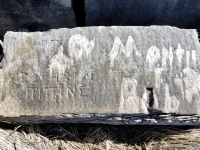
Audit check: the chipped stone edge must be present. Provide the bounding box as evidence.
[1,114,200,125]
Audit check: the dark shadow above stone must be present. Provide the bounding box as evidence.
[85,0,200,29]
[0,0,76,40]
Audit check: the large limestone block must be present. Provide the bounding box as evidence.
[0,0,75,40]
[1,26,200,123]
[85,0,200,28]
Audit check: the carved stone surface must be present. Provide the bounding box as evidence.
[0,0,75,40]
[1,26,200,124]
[85,0,200,28]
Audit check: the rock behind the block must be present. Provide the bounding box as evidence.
[0,0,75,40]
[85,0,200,28]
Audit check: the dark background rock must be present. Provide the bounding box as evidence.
[0,0,75,40]
[85,0,200,29]
[72,0,86,27]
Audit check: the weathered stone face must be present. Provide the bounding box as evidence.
[85,0,200,28]
[1,26,200,119]
[0,0,75,40]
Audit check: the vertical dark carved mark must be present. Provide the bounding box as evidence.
[72,0,86,27]
[196,28,200,42]
[147,88,154,107]
[146,88,162,114]
[0,44,4,62]
[146,88,155,114]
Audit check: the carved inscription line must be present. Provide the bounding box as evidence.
[43,35,197,74]
[109,36,197,71]
[146,44,196,71]
[19,68,97,108]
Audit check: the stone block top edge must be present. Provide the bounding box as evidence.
[4,25,198,34]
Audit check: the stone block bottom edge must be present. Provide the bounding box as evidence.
[0,113,200,125]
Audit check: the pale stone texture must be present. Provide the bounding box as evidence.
[85,0,200,28]
[1,26,200,123]
[0,0,75,40]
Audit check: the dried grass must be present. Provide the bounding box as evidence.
[0,122,199,150]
